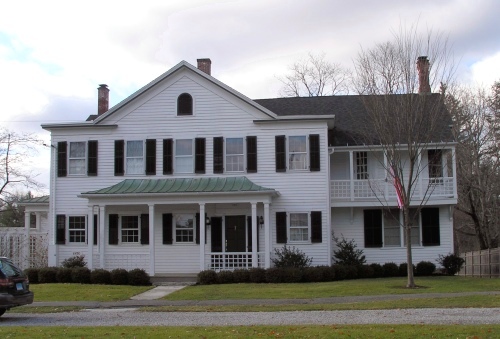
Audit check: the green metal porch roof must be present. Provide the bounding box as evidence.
[18,195,50,204]
[81,177,276,195]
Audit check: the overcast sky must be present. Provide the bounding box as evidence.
[1,0,499,195]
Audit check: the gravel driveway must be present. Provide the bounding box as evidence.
[1,308,499,326]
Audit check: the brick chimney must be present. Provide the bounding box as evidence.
[197,58,211,75]
[97,84,109,115]
[417,56,431,94]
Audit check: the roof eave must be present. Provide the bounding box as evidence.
[78,190,280,199]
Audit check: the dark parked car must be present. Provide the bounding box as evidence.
[0,257,34,316]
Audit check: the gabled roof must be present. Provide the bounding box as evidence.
[18,196,50,205]
[80,177,277,196]
[255,94,454,146]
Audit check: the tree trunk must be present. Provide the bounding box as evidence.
[404,207,416,288]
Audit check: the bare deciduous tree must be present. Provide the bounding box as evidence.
[351,25,456,288]
[448,82,500,250]
[277,53,351,97]
[0,128,42,205]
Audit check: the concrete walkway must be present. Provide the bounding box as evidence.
[28,289,500,309]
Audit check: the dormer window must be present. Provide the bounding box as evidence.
[177,93,193,116]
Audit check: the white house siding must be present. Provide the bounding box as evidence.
[48,69,332,274]
[332,206,453,266]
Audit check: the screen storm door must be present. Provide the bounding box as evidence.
[225,215,247,252]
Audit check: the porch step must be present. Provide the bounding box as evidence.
[150,274,197,286]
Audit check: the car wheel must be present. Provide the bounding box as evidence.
[0,308,6,317]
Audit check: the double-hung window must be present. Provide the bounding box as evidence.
[69,142,86,175]
[174,214,194,243]
[68,216,86,243]
[175,139,193,173]
[289,213,309,242]
[289,136,307,170]
[126,141,144,174]
[121,215,139,243]
[226,138,244,172]
[383,209,401,246]
[355,151,368,179]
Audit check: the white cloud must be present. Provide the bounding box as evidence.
[471,52,500,87]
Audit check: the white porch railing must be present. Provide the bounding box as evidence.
[331,177,455,202]
[205,252,265,271]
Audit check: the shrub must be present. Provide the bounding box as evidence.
[357,264,374,279]
[197,270,218,285]
[370,263,385,278]
[265,267,302,283]
[248,267,266,283]
[91,269,112,284]
[71,267,91,284]
[332,264,347,281]
[344,265,358,280]
[110,268,129,285]
[56,267,73,283]
[61,255,87,268]
[128,268,151,286]
[332,235,366,266]
[38,267,58,283]
[272,246,312,268]
[24,268,39,284]
[382,263,399,277]
[398,263,415,277]
[437,253,465,276]
[232,269,250,283]
[303,266,333,283]
[217,271,234,284]
[415,261,436,276]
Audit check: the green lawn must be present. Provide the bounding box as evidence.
[164,276,500,301]
[1,325,499,338]
[29,283,153,302]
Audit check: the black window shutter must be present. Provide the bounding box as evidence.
[57,142,67,177]
[195,213,200,244]
[246,136,257,173]
[309,134,320,171]
[213,137,224,174]
[162,213,173,245]
[145,139,156,175]
[93,214,98,245]
[114,140,124,176]
[275,135,286,172]
[247,216,252,251]
[109,214,119,245]
[211,217,223,252]
[140,214,150,244]
[276,212,287,244]
[56,215,66,244]
[364,210,382,247]
[311,211,322,243]
[163,139,173,175]
[87,140,98,176]
[195,138,206,174]
[422,208,440,246]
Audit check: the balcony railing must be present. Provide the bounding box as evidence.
[331,177,456,202]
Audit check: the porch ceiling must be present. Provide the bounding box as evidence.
[79,176,278,197]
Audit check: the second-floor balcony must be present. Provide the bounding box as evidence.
[329,147,457,206]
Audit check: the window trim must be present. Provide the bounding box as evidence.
[173,213,195,244]
[68,141,87,176]
[225,137,245,173]
[175,139,194,174]
[288,212,310,243]
[288,135,308,171]
[177,93,194,116]
[68,215,87,244]
[120,214,140,244]
[125,140,145,175]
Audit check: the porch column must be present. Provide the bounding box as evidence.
[24,211,30,230]
[251,202,258,268]
[418,151,423,199]
[349,151,354,201]
[264,203,271,268]
[199,203,206,271]
[99,205,105,269]
[148,204,155,276]
[87,205,94,269]
[452,148,458,199]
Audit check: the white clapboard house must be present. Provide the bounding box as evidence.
[40,58,456,277]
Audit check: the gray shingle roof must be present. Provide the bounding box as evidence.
[255,94,454,146]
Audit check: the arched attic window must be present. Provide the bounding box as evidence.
[177,93,193,116]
